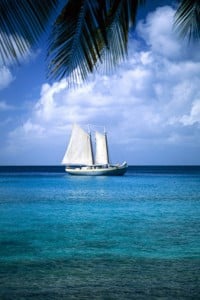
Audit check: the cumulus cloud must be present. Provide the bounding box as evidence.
[137,6,182,59]
[2,6,200,165]
[180,100,200,126]
[0,66,15,90]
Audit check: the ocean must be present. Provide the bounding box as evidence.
[0,166,199,299]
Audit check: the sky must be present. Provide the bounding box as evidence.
[0,1,200,165]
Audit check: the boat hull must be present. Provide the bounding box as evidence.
[65,162,127,176]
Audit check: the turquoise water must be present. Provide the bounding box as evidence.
[0,167,200,299]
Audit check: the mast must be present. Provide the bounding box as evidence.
[88,124,94,165]
[104,131,110,165]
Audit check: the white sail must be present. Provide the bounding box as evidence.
[62,124,93,165]
[95,131,109,165]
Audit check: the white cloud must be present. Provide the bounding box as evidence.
[2,6,200,165]
[0,66,15,90]
[137,6,183,59]
[180,100,200,126]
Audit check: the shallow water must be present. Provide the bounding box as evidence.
[0,167,200,299]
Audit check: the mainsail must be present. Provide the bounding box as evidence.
[62,124,93,165]
[95,131,109,165]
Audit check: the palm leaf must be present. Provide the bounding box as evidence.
[102,0,145,72]
[47,0,144,84]
[0,0,58,65]
[174,0,200,41]
[47,0,104,84]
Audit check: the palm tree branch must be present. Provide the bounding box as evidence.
[174,0,200,41]
[99,0,144,71]
[47,0,145,83]
[0,0,58,64]
[47,0,106,82]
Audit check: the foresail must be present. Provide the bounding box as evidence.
[95,131,109,165]
[62,124,93,165]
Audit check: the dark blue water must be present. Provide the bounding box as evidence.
[0,166,200,299]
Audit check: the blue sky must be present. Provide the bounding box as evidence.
[0,1,200,165]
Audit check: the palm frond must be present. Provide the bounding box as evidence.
[174,0,200,41]
[47,0,109,84]
[102,0,144,72]
[0,0,58,65]
[47,0,144,84]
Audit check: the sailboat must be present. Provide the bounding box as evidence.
[62,124,127,176]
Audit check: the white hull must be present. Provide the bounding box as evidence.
[65,162,127,176]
